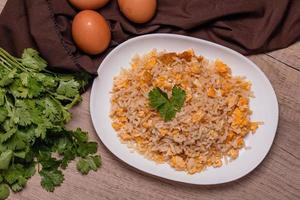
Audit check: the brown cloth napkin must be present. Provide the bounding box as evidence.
[0,0,300,74]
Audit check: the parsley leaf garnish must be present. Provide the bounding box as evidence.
[149,86,186,121]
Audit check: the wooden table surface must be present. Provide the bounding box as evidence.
[1,1,300,200]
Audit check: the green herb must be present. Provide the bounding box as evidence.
[0,184,9,200]
[148,86,186,121]
[76,155,101,175]
[40,169,64,192]
[0,48,100,199]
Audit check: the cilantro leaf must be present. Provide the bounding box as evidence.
[148,87,168,109]
[77,142,98,158]
[76,159,90,174]
[56,80,80,98]
[13,150,28,159]
[3,163,35,191]
[36,96,71,127]
[19,73,44,98]
[170,86,186,111]
[0,69,17,87]
[9,79,28,98]
[13,99,34,126]
[76,155,101,175]
[11,176,27,192]
[36,150,61,170]
[4,131,28,151]
[0,150,13,170]
[61,109,72,123]
[53,137,72,154]
[21,48,47,72]
[60,149,75,169]
[73,71,91,90]
[32,73,57,88]
[40,169,64,192]
[0,128,16,144]
[34,124,48,139]
[72,128,88,143]
[3,118,13,132]
[148,86,186,121]
[159,102,176,122]
[0,106,8,123]
[0,184,10,200]
[42,97,64,124]
[0,89,5,106]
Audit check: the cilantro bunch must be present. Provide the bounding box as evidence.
[0,48,101,199]
[149,86,186,121]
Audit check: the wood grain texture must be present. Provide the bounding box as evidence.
[0,1,299,200]
[267,42,300,71]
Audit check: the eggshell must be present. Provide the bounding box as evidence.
[72,10,111,55]
[118,0,157,24]
[69,0,110,10]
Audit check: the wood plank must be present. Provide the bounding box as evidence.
[248,55,300,158]
[267,42,300,71]
[8,54,300,200]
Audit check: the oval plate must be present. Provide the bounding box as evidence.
[90,34,279,184]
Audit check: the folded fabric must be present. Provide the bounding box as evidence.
[0,0,299,74]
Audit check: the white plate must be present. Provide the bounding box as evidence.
[90,34,279,185]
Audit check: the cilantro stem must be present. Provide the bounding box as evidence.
[0,57,12,71]
[0,48,29,72]
[16,58,32,71]
[0,49,19,68]
[64,94,81,110]
[42,69,57,75]
[47,91,73,102]
[38,163,41,173]
[4,95,14,115]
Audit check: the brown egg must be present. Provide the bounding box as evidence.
[69,0,110,10]
[118,0,157,24]
[72,10,111,55]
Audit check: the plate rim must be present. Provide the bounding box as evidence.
[90,33,279,185]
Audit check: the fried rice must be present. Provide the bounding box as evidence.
[110,49,261,174]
